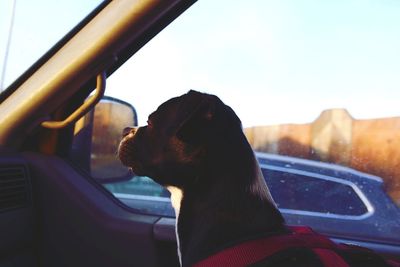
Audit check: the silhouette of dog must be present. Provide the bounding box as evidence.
[118,90,285,266]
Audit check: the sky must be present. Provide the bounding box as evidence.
[0,0,100,89]
[1,0,400,127]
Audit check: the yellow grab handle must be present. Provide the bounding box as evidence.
[41,72,106,129]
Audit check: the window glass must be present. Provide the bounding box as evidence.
[263,169,368,216]
[0,0,102,91]
[102,0,400,212]
[67,0,400,243]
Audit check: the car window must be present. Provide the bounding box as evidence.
[67,0,399,243]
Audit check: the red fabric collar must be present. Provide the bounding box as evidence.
[193,226,349,267]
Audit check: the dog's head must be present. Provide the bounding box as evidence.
[118,90,242,187]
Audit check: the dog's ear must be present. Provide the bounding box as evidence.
[176,90,215,145]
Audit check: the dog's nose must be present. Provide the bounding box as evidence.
[122,127,135,137]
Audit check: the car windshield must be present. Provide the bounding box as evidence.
[0,0,102,92]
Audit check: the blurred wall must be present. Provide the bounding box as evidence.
[244,109,400,205]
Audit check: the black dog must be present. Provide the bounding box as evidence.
[118,90,393,267]
[118,90,285,266]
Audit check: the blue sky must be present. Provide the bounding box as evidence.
[1,0,400,127]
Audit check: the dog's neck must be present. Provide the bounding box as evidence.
[167,159,285,267]
[166,185,184,265]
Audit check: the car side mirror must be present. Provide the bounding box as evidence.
[71,96,137,183]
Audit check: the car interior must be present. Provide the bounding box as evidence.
[1,0,399,266]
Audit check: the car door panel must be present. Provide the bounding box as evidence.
[0,152,36,267]
[23,152,162,267]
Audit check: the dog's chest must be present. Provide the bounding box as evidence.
[167,186,183,216]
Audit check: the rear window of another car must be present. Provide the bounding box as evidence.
[263,168,369,217]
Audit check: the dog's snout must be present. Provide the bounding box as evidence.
[122,127,135,137]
